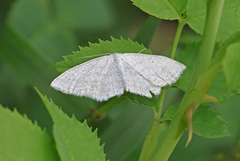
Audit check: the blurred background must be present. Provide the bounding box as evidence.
[0,0,239,160]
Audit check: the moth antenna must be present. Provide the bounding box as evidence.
[138,48,147,54]
[78,53,110,59]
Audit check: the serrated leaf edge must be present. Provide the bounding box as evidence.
[51,36,152,73]
[193,107,231,138]
[0,105,48,134]
[35,88,107,160]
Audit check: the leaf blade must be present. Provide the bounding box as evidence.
[123,92,159,114]
[131,0,189,20]
[193,105,230,138]
[52,37,152,73]
[222,42,240,90]
[186,0,240,41]
[0,105,58,161]
[36,88,106,161]
[175,42,237,101]
[162,103,230,138]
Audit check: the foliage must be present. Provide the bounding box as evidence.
[0,104,58,161]
[162,103,230,138]
[131,0,240,41]
[0,89,107,161]
[1,0,240,161]
[52,37,152,73]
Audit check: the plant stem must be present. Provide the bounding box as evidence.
[155,16,186,118]
[169,19,185,59]
[138,115,169,161]
[93,97,125,117]
[188,0,225,91]
[139,14,186,161]
[82,97,125,122]
[138,88,167,160]
[156,87,167,119]
[140,0,225,161]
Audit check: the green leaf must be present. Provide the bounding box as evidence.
[207,71,234,101]
[161,103,180,122]
[193,105,230,138]
[175,42,236,101]
[131,0,240,43]
[205,32,240,100]
[131,0,189,20]
[209,32,240,70]
[0,24,90,118]
[222,42,240,90]
[0,105,58,161]
[52,37,152,73]
[123,92,159,114]
[162,103,230,138]
[51,37,158,111]
[36,88,106,161]
[174,43,200,92]
[187,0,240,41]
[0,25,55,85]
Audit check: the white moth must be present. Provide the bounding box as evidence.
[51,53,186,101]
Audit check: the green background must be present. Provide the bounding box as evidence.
[0,0,239,160]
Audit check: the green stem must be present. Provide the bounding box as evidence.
[82,97,125,122]
[93,97,125,117]
[195,60,222,93]
[139,14,185,161]
[169,19,185,59]
[138,115,169,161]
[138,87,167,160]
[140,1,225,161]
[188,0,225,91]
[156,87,167,119]
[151,90,204,161]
